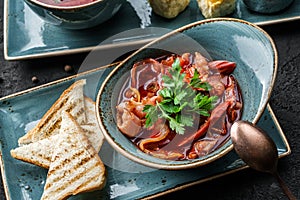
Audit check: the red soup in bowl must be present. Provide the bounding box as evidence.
[116,52,243,161]
[24,0,125,29]
[35,0,98,7]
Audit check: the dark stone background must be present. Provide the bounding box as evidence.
[0,0,299,199]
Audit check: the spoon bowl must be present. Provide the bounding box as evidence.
[231,120,296,200]
[231,120,278,173]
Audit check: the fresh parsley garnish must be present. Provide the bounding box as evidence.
[143,58,218,134]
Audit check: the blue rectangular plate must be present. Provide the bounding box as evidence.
[0,64,291,200]
[4,0,300,60]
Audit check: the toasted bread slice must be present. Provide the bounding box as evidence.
[40,111,106,200]
[82,96,104,152]
[11,97,104,168]
[11,134,58,168]
[18,79,86,145]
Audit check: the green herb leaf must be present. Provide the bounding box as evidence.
[159,88,173,98]
[143,57,218,134]
[190,70,212,91]
[180,114,194,127]
[169,118,185,135]
[143,105,159,128]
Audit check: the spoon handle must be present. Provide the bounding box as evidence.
[273,171,297,200]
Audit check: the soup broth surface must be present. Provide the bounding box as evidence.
[36,0,97,7]
[116,52,243,161]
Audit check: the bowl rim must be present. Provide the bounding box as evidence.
[26,0,105,10]
[95,17,278,170]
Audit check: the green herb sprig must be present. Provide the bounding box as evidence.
[143,58,218,134]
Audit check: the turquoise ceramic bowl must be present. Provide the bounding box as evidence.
[24,0,125,29]
[242,0,294,14]
[96,18,278,170]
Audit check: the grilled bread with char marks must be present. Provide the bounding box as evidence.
[11,134,58,169]
[10,96,104,168]
[18,79,86,146]
[40,111,106,200]
[82,96,104,152]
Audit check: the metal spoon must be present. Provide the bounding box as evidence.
[230,120,296,200]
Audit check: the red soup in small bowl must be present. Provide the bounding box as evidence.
[24,0,125,29]
[34,0,98,7]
